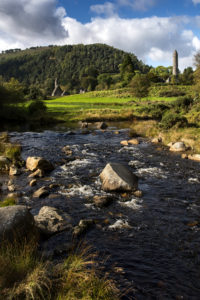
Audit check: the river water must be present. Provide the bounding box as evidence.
[5,124,200,299]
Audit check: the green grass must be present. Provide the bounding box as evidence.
[44,88,178,122]
[0,197,16,207]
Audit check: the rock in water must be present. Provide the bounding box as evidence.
[33,187,49,198]
[26,157,54,172]
[169,142,186,152]
[96,122,108,129]
[0,205,35,241]
[34,206,72,236]
[100,163,138,192]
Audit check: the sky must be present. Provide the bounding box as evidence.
[1,0,200,71]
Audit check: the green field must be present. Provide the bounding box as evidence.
[44,89,177,122]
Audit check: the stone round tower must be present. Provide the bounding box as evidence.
[173,50,178,76]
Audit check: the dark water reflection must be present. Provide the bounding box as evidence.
[6,125,200,299]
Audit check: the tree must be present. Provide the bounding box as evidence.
[130,74,150,100]
[119,54,135,84]
[97,73,113,89]
[179,67,194,85]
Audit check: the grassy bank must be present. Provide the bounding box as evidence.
[44,86,200,153]
[44,88,178,122]
[0,236,119,300]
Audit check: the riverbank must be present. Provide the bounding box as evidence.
[44,87,200,154]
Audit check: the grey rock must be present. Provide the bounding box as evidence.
[34,206,72,236]
[100,163,138,192]
[0,205,35,241]
[170,142,186,152]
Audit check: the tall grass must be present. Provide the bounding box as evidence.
[0,237,119,300]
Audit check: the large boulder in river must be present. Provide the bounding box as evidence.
[26,157,54,172]
[100,163,138,192]
[0,205,35,241]
[169,142,186,152]
[34,206,72,236]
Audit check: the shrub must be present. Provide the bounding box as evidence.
[27,100,47,115]
[159,89,185,97]
[160,111,188,129]
[171,96,193,110]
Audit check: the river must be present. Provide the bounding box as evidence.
[4,124,200,299]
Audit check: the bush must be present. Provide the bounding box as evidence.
[171,96,193,110]
[159,89,185,97]
[160,111,188,129]
[27,100,47,115]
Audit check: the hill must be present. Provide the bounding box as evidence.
[0,44,149,95]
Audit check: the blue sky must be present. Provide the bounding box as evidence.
[0,0,200,70]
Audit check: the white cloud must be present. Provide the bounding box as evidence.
[61,15,198,70]
[0,0,68,50]
[193,0,200,4]
[118,0,156,11]
[0,0,199,71]
[90,2,116,16]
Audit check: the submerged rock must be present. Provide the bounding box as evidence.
[62,146,73,156]
[93,195,114,208]
[73,219,94,236]
[100,163,138,192]
[169,142,186,152]
[0,205,35,241]
[26,157,54,172]
[34,206,72,236]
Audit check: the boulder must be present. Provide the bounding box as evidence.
[0,205,35,241]
[120,140,129,146]
[34,206,72,236]
[100,163,138,192]
[96,122,108,130]
[170,142,186,152]
[128,138,139,145]
[188,154,200,162]
[0,156,10,171]
[33,187,49,198]
[26,157,54,172]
